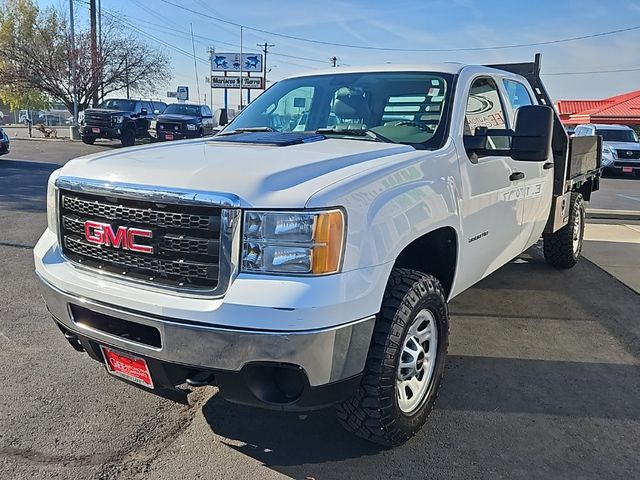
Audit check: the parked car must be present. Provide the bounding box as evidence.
[18,110,31,124]
[574,123,640,176]
[149,103,214,141]
[36,55,601,446]
[0,127,9,155]
[80,99,167,147]
[37,112,63,126]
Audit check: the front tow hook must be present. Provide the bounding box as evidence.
[186,371,216,387]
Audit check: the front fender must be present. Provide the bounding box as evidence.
[307,141,462,272]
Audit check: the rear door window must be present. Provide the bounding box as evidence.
[502,79,533,115]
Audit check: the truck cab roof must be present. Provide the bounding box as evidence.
[290,62,519,79]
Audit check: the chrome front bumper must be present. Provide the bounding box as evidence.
[37,272,375,387]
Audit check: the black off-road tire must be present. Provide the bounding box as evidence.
[543,192,585,269]
[81,136,96,145]
[120,126,136,147]
[335,268,449,447]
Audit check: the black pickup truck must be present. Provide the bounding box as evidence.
[148,103,215,141]
[81,99,167,147]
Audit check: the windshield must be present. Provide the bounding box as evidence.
[98,99,135,111]
[162,104,201,116]
[596,128,639,143]
[225,72,453,147]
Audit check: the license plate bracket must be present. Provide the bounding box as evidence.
[622,166,633,173]
[165,133,174,140]
[100,345,154,388]
[91,127,100,134]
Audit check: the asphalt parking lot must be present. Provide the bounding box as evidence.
[1,142,639,480]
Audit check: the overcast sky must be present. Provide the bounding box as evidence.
[47,0,640,107]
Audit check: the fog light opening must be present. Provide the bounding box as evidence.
[243,364,307,405]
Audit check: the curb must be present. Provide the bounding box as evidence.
[10,136,71,142]
[586,208,640,221]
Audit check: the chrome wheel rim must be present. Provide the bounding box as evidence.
[396,309,438,414]
[572,209,582,255]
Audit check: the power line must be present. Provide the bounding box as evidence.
[158,0,640,52]
[543,67,640,75]
[76,0,209,64]
[95,2,327,65]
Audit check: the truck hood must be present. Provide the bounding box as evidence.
[156,114,199,122]
[85,108,130,116]
[604,141,640,150]
[59,137,415,208]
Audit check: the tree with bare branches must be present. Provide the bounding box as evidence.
[0,0,171,113]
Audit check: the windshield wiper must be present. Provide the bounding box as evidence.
[218,126,274,136]
[315,128,392,143]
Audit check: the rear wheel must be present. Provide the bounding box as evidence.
[81,136,95,145]
[543,192,585,269]
[335,268,449,446]
[120,126,136,147]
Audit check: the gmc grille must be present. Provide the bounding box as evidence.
[59,190,222,291]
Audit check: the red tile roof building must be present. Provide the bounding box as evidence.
[556,90,640,125]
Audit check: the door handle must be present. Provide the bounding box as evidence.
[543,162,554,170]
[509,172,525,181]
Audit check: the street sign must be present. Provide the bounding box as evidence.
[211,76,263,89]
[177,86,189,101]
[166,91,178,98]
[211,53,263,72]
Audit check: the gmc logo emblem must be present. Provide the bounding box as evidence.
[84,220,154,254]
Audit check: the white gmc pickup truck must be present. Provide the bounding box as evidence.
[34,55,601,446]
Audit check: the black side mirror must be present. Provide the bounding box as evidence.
[510,105,553,161]
[140,108,148,116]
[463,127,488,151]
[463,105,553,162]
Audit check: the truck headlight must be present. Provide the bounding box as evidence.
[186,123,197,131]
[47,169,62,234]
[603,146,618,159]
[241,209,345,275]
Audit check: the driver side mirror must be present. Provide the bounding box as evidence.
[463,105,554,162]
[140,108,148,116]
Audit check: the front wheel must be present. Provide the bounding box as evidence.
[120,126,136,147]
[81,136,95,145]
[335,268,449,446]
[543,192,585,269]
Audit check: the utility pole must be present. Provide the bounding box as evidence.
[330,56,338,67]
[68,0,78,131]
[89,0,99,107]
[98,0,103,102]
[257,42,274,90]
[239,26,244,110]
[207,47,215,112]
[190,23,201,104]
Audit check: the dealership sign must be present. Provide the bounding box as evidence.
[211,53,263,72]
[211,76,263,89]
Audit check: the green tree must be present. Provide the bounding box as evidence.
[0,86,50,111]
[0,0,171,113]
